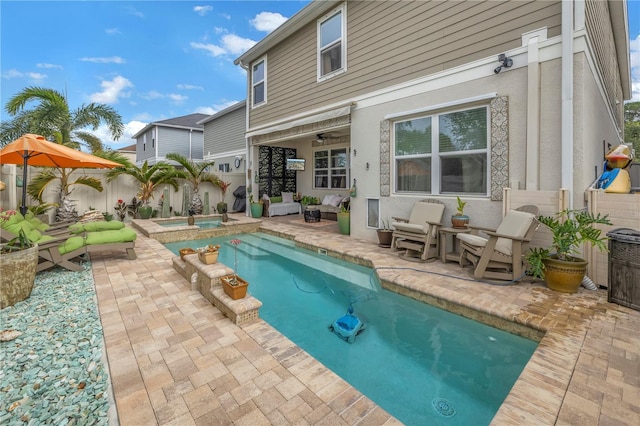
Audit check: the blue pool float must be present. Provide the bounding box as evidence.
[329,305,366,343]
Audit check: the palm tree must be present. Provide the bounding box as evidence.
[1,86,126,220]
[165,153,221,214]
[105,161,181,218]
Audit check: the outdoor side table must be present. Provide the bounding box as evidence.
[439,227,471,263]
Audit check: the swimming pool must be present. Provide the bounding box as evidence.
[165,233,537,425]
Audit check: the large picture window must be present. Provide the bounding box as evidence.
[393,106,488,196]
[252,57,266,107]
[317,5,346,81]
[314,148,348,189]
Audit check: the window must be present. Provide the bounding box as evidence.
[252,57,266,107]
[314,148,348,189]
[318,5,346,81]
[393,106,488,196]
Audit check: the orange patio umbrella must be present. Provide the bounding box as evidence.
[0,133,123,214]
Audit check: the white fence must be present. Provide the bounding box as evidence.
[0,164,246,222]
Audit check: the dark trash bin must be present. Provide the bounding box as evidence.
[606,228,640,311]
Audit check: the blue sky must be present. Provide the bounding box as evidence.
[1,0,639,149]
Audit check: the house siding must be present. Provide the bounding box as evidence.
[249,0,561,129]
[584,0,624,127]
[136,128,156,162]
[157,127,203,159]
[203,107,246,155]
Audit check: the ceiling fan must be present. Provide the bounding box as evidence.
[315,133,339,143]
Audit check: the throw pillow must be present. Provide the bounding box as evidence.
[322,195,332,205]
[282,192,294,203]
[329,194,343,207]
[262,193,271,203]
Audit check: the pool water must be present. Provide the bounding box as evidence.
[158,219,221,229]
[165,233,537,425]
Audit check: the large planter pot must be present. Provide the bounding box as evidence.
[1,244,39,309]
[542,256,588,293]
[198,250,219,265]
[250,203,263,218]
[221,275,249,300]
[337,212,350,235]
[139,205,153,219]
[377,230,393,248]
[217,202,228,214]
[451,214,469,229]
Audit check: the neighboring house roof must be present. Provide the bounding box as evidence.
[197,101,246,125]
[117,144,136,152]
[131,113,209,138]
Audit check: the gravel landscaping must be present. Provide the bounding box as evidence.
[0,262,113,425]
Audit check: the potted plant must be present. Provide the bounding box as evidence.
[249,195,263,218]
[300,195,320,211]
[526,209,612,293]
[216,181,231,215]
[1,210,38,308]
[377,218,393,248]
[451,196,469,228]
[337,203,350,236]
[220,239,248,299]
[198,243,221,264]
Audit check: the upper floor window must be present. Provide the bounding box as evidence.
[317,5,346,81]
[394,106,489,196]
[314,148,348,189]
[252,57,266,107]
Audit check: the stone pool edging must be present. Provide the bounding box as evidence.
[172,253,262,325]
[131,215,262,243]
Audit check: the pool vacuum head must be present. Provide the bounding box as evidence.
[329,305,365,343]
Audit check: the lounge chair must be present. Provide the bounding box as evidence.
[456,209,538,281]
[1,222,137,273]
[391,199,445,261]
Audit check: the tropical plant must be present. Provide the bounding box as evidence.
[106,160,181,208]
[526,209,612,279]
[165,153,220,215]
[2,86,126,221]
[454,196,467,216]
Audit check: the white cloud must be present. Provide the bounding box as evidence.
[90,75,133,104]
[132,112,153,122]
[140,90,164,100]
[220,13,231,20]
[630,34,640,101]
[221,34,256,55]
[2,69,24,79]
[194,5,213,16]
[190,41,227,57]
[37,63,63,69]
[168,93,188,104]
[126,7,144,19]
[194,100,241,116]
[105,28,121,35]
[194,106,216,115]
[80,56,126,64]
[27,72,47,82]
[251,12,288,32]
[214,27,226,35]
[92,120,147,148]
[177,84,204,91]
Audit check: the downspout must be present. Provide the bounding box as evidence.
[189,129,193,160]
[561,0,574,208]
[239,60,252,217]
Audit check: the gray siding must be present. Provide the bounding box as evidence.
[249,0,561,128]
[203,106,246,155]
[585,0,624,126]
[136,128,155,162]
[157,127,204,160]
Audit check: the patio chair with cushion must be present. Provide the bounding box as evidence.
[391,199,445,261]
[456,209,538,281]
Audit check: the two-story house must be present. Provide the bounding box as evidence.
[235,0,631,241]
[132,113,208,165]
[199,101,247,174]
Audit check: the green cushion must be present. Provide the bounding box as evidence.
[271,196,283,203]
[1,211,24,228]
[85,228,136,245]
[24,211,35,221]
[37,235,56,244]
[58,236,86,255]
[68,223,85,234]
[83,221,125,232]
[26,229,42,243]
[27,218,49,231]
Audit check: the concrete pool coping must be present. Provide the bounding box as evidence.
[91,216,640,425]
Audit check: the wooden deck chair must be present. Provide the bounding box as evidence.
[391,199,445,261]
[456,210,538,281]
